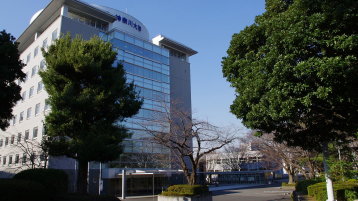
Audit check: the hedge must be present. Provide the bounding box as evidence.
[161,184,209,196]
[295,178,324,194]
[14,168,68,194]
[282,182,296,187]
[0,179,49,201]
[307,180,358,201]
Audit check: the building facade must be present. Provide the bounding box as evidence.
[0,0,196,194]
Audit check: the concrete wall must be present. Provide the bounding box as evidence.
[169,56,192,115]
[60,16,100,40]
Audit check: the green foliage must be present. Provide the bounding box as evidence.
[329,160,357,182]
[39,34,142,162]
[295,178,324,194]
[14,168,68,194]
[0,179,49,201]
[0,30,26,130]
[307,181,358,201]
[222,0,358,148]
[161,185,209,196]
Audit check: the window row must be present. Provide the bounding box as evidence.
[127,74,170,95]
[21,60,46,85]
[123,62,169,84]
[106,31,170,58]
[111,38,169,65]
[20,81,44,103]
[134,86,170,103]
[118,50,169,75]
[0,152,46,166]
[0,126,41,148]
[122,139,170,154]
[25,29,57,64]
[208,157,262,165]
[11,101,50,125]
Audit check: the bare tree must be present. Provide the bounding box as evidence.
[220,144,251,171]
[252,133,304,184]
[14,137,49,170]
[123,152,170,169]
[140,107,237,185]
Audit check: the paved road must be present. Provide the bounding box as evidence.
[123,185,293,201]
[212,185,292,201]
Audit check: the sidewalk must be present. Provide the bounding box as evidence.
[208,183,267,191]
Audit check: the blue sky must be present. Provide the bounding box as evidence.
[0,0,265,131]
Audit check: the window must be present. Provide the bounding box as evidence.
[10,135,15,144]
[24,130,29,140]
[40,60,46,70]
[44,99,50,111]
[37,81,43,93]
[33,127,38,138]
[5,137,9,146]
[24,72,28,83]
[3,156,6,165]
[22,91,26,102]
[31,66,37,77]
[19,111,24,122]
[34,46,39,57]
[9,156,12,165]
[12,115,17,125]
[35,103,40,115]
[22,153,27,164]
[17,133,21,143]
[15,154,19,164]
[0,139,3,147]
[26,53,31,64]
[52,29,58,41]
[42,38,48,48]
[29,86,34,98]
[26,107,32,119]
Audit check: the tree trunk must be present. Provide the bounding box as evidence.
[189,170,197,185]
[322,142,335,201]
[288,171,295,184]
[77,160,88,194]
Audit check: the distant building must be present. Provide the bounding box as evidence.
[205,148,264,172]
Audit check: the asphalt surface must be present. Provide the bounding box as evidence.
[122,184,293,201]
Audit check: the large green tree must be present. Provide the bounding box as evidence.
[222,0,358,200]
[0,30,25,130]
[40,34,142,193]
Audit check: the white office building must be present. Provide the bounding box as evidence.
[0,0,196,195]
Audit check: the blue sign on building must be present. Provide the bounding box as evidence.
[115,15,142,32]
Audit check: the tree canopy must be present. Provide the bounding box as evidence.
[40,34,142,192]
[0,30,25,130]
[222,0,358,149]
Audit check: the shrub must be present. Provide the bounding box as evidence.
[14,168,68,194]
[307,181,358,201]
[296,178,324,194]
[161,184,209,196]
[0,179,49,201]
[282,182,296,187]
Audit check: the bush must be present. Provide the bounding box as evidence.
[282,182,296,187]
[161,184,209,196]
[307,181,358,201]
[296,178,324,194]
[14,168,68,194]
[0,179,49,201]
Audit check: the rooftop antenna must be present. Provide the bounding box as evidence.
[125,8,128,13]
